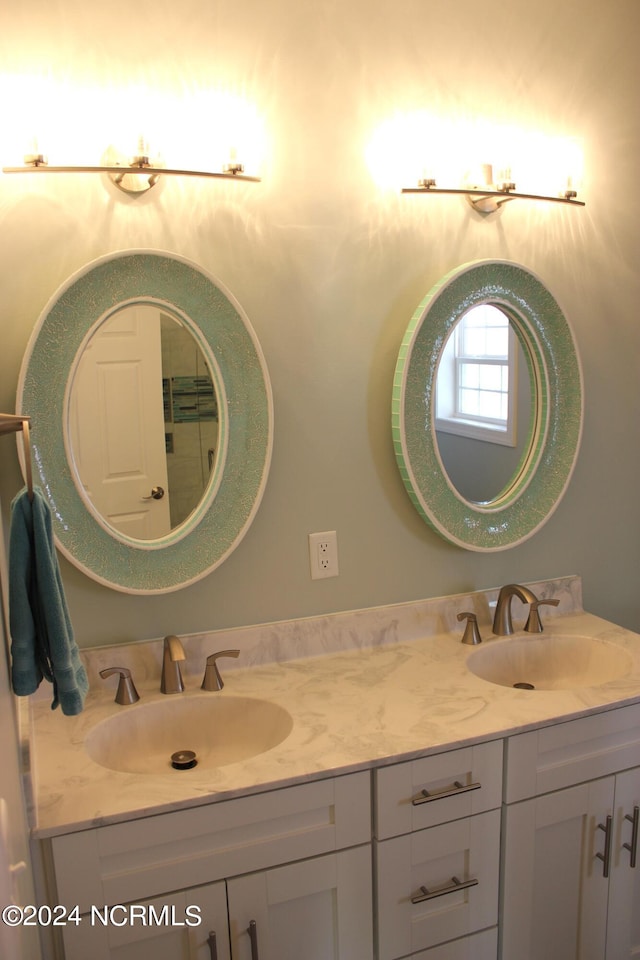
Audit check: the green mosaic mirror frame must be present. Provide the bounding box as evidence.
[18,250,273,593]
[392,260,583,551]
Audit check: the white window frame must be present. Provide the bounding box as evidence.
[435,304,518,447]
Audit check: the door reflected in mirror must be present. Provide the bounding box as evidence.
[435,304,535,504]
[68,304,219,541]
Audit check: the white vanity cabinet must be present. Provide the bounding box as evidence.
[47,771,373,960]
[501,702,640,960]
[374,740,503,960]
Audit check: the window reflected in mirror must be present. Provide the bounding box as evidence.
[434,304,535,505]
[436,305,516,443]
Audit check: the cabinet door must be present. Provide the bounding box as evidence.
[501,777,614,960]
[376,809,500,960]
[61,881,230,960]
[226,845,372,960]
[606,767,640,960]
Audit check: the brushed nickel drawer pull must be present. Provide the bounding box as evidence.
[207,931,218,960]
[596,815,613,878]
[624,806,639,868]
[411,875,479,904]
[412,780,481,806]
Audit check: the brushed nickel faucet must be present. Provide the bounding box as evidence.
[457,611,482,645]
[161,635,186,694]
[493,583,561,635]
[201,649,240,691]
[99,667,140,705]
[493,584,539,636]
[524,597,560,633]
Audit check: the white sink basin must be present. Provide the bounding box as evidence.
[466,634,633,691]
[86,695,294,774]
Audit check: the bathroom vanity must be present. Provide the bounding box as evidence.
[25,577,640,960]
[49,772,373,959]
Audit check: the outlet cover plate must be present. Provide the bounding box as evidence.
[309,530,339,579]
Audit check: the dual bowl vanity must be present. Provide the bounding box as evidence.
[25,576,640,960]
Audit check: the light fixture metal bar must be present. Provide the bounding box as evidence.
[2,165,261,182]
[401,186,584,206]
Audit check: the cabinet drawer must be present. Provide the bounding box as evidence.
[408,927,497,959]
[51,771,371,913]
[375,740,502,839]
[375,808,500,960]
[505,702,640,803]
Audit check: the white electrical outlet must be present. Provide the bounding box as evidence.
[309,530,339,580]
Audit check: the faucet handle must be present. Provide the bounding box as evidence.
[457,612,482,645]
[99,667,140,705]
[524,598,560,633]
[201,649,240,691]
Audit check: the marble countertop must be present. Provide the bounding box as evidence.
[25,579,640,838]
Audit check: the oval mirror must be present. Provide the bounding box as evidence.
[392,260,583,551]
[18,250,273,593]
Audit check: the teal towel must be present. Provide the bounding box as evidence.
[9,486,88,716]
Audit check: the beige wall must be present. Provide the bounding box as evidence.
[0,0,638,647]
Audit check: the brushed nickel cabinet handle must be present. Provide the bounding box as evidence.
[624,806,639,868]
[596,815,613,878]
[248,919,259,960]
[412,780,481,806]
[411,875,479,904]
[207,931,218,960]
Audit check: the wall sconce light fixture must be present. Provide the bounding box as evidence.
[402,163,584,214]
[2,139,260,195]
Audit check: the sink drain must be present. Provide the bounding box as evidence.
[513,681,536,690]
[171,750,198,770]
